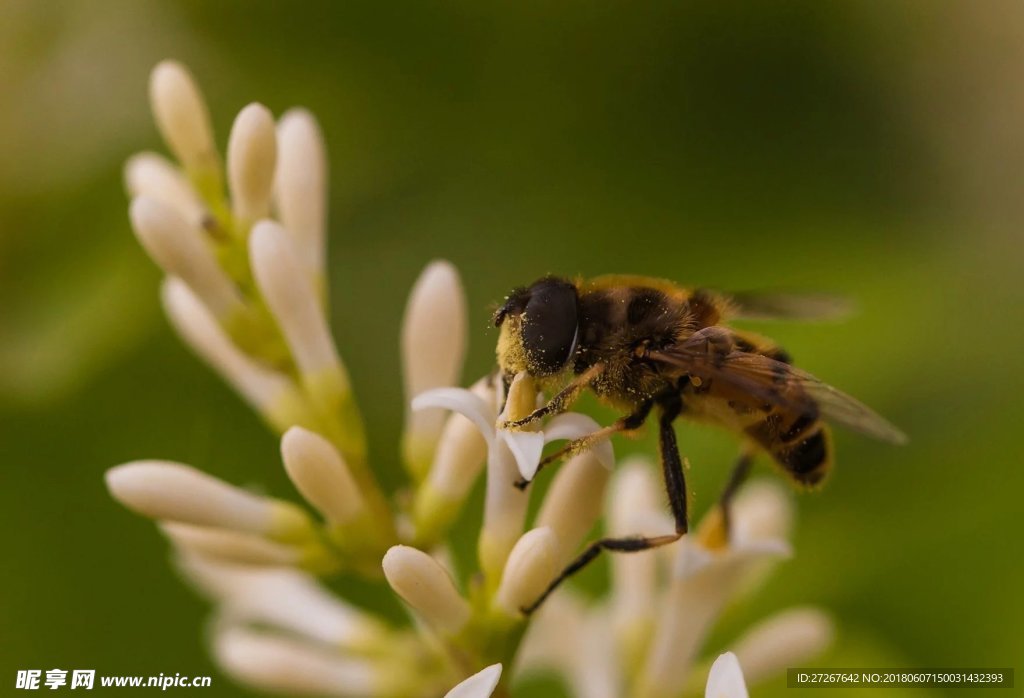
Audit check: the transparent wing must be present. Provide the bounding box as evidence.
[649,330,906,444]
[723,290,855,322]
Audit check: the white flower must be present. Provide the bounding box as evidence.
[606,458,670,668]
[130,196,244,320]
[161,278,305,431]
[705,652,749,698]
[178,555,386,650]
[401,260,468,479]
[281,426,365,527]
[124,152,205,225]
[412,380,613,581]
[444,664,502,698]
[249,220,341,379]
[515,475,832,698]
[494,527,560,616]
[105,460,312,543]
[160,522,302,567]
[213,626,380,697]
[149,60,217,177]
[636,495,792,698]
[381,545,470,635]
[228,103,277,231]
[274,108,328,281]
[535,451,610,565]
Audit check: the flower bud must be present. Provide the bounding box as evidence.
[160,522,301,567]
[130,196,243,319]
[606,458,666,670]
[105,460,312,542]
[275,108,327,277]
[281,426,364,526]
[401,260,467,478]
[249,220,341,378]
[494,527,559,617]
[214,627,379,697]
[149,60,217,175]
[124,152,205,225]
[731,480,794,544]
[161,278,307,431]
[181,556,386,649]
[382,545,470,634]
[535,452,608,564]
[228,103,277,230]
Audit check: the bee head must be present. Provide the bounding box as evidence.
[494,277,579,377]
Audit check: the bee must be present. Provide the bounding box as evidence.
[494,274,906,612]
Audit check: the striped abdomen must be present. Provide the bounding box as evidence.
[745,409,832,486]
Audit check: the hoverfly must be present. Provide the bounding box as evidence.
[494,275,905,611]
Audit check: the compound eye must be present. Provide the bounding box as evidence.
[521,279,579,375]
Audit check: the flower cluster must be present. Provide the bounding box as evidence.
[105,61,832,697]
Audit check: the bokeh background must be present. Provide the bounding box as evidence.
[2,1,1022,696]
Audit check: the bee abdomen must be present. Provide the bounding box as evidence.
[746,414,832,487]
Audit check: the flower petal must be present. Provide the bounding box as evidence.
[444,664,502,698]
[500,429,545,481]
[543,413,614,470]
[413,387,495,447]
[705,652,749,698]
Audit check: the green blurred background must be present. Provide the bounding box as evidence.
[2,1,1022,696]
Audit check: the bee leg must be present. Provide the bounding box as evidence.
[501,364,605,430]
[716,449,754,538]
[513,399,653,490]
[655,396,689,535]
[520,401,686,615]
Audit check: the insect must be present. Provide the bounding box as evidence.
[493,274,906,612]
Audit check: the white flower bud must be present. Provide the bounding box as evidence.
[130,196,243,319]
[149,60,217,174]
[382,545,470,634]
[160,522,301,567]
[494,527,559,617]
[161,278,305,431]
[281,426,364,526]
[514,593,585,676]
[105,460,311,542]
[275,108,327,276]
[444,664,502,698]
[214,627,378,697]
[705,652,749,698]
[731,480,794,544]
[728,607,833,685]
[535,452,608,564]
[124,152,205,225]
[228,103,277,229]
[570,608,622,698]
[249,220,342,379]
[181,556,385,648]
[401,260,467,476]
[606,457,670,674]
